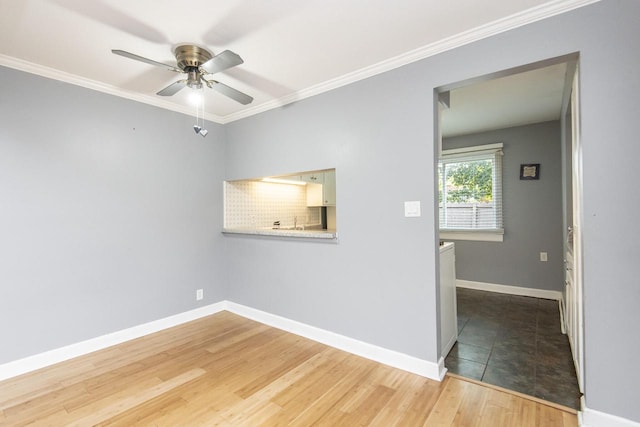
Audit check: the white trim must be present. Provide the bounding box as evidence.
[0,302,226,382]
[438,357,448,381]
[7,298,640,427]
[440,231,504,242]
[570,62,586,393]
[441,333,457,361]
[0,300,442,383]
[457,279,562,300]
[0,54,226,124]
[581,406,640,427]
[559,296,567,334]
[0,0,600,125]
[222,0,600,123]
[441,142,504,157]
[224,301,442,381]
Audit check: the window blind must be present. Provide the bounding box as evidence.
[439,143,503,233]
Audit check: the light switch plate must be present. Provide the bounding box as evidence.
[404,201,421,217]
[540,252,548,262]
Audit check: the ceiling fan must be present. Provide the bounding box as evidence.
[111,44,253,105]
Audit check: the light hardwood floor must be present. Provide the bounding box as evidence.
[0,312,578,426]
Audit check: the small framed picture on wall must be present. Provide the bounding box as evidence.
[520,163,540,180]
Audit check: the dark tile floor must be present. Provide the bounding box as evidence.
[445,288,582,409]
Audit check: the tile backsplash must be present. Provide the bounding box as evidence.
[224,180,321,229]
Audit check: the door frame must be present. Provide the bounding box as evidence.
[569,63,585,391]
[434,53,585,390]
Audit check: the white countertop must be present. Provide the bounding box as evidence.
[440,241,455,252]
[222,227,337,240]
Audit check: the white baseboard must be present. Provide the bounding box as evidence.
[441,333,457,360]
[457,279,562,300]
[0,300,442,383]
[581,406,640,427]
[225,301,443,381]
[559,296,567,334]
[0,302,227,382]
[438,357,448,380]
[5,300,640,426]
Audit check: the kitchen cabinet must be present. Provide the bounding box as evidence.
[322,170,336,205]
[306,183,323,207]
[305,170,336,207]
[440,242,457,358]
[300,173,323,184]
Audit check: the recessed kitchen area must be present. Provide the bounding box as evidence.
[223,168,337,239]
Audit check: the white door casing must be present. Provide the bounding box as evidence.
[570,64,585,393]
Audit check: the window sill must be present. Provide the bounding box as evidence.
[439,231,503,242]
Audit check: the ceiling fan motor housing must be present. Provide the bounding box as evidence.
[175,45,211,90]
[174,45,212,70]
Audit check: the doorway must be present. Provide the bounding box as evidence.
[435,54,584,408]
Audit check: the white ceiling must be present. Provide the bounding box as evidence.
[0,0,593,126]
[441,62,569,137]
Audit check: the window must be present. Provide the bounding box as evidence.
[439,143,503,242]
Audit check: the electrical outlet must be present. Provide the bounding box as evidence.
[540,252,548,262]
[196,289,204,301]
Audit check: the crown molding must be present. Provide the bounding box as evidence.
[0,54,225,124]
[1,0,600,125]
[222,0,600,123]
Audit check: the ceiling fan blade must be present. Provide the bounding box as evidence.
[207,80,253,105]
[157,80,187,96]
[112,49,181,72]
[200,50,244,74]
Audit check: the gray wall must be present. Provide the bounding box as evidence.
[0,66,228,363]
[224,0,640,422]
[2,0,640,423]
[443,121,564,291]
[224,70,439,360]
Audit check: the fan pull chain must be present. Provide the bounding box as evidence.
[192,88,207,137]
[199,89,203,128]
[198,88,208,137]
[197,92,201,127]
[193,91,200,134]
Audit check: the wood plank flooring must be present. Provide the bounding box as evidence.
[0,312,578,426]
